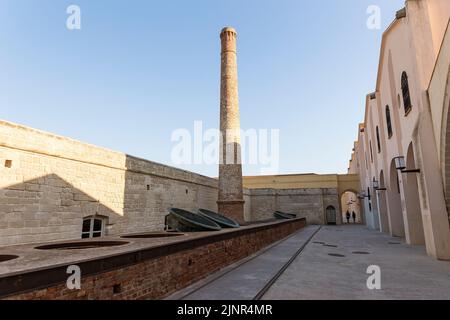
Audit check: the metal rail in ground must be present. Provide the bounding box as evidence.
[172,225,321,300]
[252,226,322,300]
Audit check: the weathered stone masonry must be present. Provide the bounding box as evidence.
[248,188,341,224]
[0,119,355,246]
[0,120,219,246]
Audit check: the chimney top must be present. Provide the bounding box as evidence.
[221,27,237,35]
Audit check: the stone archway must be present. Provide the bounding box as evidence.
[443,68,450,215]
[377,170,390,233]
[340,190,361,224]
[387,159,405,237]
[403,143,425,245]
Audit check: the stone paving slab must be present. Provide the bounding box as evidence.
[173,225,320,300]
[262,225,450,300]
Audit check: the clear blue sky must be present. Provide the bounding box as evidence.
[0,0,404,177]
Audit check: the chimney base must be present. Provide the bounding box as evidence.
[217,200,245,224]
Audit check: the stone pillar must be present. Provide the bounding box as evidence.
[217,27,245,223]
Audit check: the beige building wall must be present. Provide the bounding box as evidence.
[348,142,359,174]
[429,20,450,209]
[349,0,450,260]
[247,188,340,225]
[243,173,361,225]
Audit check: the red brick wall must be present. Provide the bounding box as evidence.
[5,219,306,300]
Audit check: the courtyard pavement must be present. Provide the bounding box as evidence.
[171,224,450,300]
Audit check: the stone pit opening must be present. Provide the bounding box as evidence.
[34,241,129,250]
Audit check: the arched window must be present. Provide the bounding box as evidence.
[82,216,108,238]
[369,141,373,163]
[376,126,381,153]
[386,105,393,138]
[401,71,412,114]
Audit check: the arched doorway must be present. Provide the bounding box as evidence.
[369,183,381,231]
[387,159,405,237]
[340,191,361,224]
[403,143,425,244]
[326,206,337,225]
[443,71,450,214]
[377,170,390,233]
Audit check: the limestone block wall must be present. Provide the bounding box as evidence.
[0,120,219,246]
[248,188,340,224]
[0,119,344,247]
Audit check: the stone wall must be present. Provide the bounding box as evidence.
[0,120,219,246]
[0,119,343,246]
[248,188,341,224]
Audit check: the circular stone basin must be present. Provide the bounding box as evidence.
[0,255,19,263]
[328,253,346,258]
[35,241,129,250]
[353,251,370,255]
[121,232,185,239]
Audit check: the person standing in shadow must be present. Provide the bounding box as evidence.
[346,211,350,224]
[352,211,356,224]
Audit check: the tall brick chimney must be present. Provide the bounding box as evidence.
[217,27,245,223]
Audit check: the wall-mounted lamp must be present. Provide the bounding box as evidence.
[394,156,421,174]
[358,191,368,199]
[394,156,406,171]
[372,178,379,189]
[372,178,387,191]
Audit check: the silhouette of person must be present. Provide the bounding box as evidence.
[346,211,350,224]
[352,211,356,223]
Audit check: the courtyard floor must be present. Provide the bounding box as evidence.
[168,224,450,300]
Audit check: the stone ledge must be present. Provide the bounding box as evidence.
[0,217,306,299]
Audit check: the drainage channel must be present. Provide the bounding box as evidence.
[252,226,322,300]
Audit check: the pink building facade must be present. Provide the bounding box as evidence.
[349,0,450,260]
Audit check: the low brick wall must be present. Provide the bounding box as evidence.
[1,218,306,300]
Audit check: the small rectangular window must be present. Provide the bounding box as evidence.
[81,217,106,239]
[93,219,103,232]
[82,219,91,233]
[4,160,12,168]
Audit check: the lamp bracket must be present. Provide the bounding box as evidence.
[401,169,420,174]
